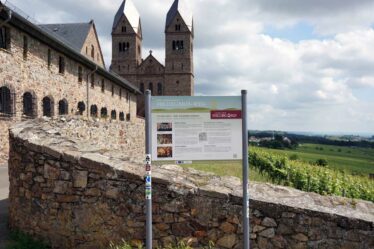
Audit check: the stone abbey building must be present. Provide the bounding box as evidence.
[111,0,194,114]
[0,0,194,163]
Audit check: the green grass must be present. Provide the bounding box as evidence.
[257,143,374,176]
[6,231,50,249]
[155,160,270,183]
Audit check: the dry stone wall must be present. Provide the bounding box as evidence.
[8,119,374,249]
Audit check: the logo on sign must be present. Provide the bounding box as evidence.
[145,175,151,186]
[210,110,242,119]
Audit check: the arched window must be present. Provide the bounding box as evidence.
[111,110,117,120]
[119,112,125,121]
[77,101,85,115]
[90,105,98,117]
[23,92,36,117]
[91,45,95,59]
[122,26,126,33]
[42,96,54,117]
[140,83,144,93]
[157,83,163,95]
[172,40,176,50]
[58,99,68,115]
[148,82,153,92]
[101,107,107,118]
[126,113,131,121]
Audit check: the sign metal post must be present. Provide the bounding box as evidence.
[242,90,250,249]
[145,90,152,249]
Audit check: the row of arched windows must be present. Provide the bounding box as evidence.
[139,82,163,95]
[0,86,129,121]
[89,105,127,121]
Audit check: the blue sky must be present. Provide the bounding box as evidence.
[6,0,374,134]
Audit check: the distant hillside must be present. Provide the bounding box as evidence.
[249,130,374,148]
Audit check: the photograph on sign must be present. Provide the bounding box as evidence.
[151,96,242,161]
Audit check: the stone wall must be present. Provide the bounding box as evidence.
[0,12,139,163]
[7,118,374,249]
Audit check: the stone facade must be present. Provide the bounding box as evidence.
[8,118,374,249]
[110,0,194,116]
[0,3,141,164]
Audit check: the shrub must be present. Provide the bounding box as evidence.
[315,159,328,167]
[289,154,299,161]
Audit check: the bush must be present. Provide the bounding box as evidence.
[315,159,328,167]
[289,154,299,161]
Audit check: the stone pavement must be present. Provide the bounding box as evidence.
[0,163,9,249]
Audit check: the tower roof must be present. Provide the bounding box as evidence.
[113,0,141,34]
[166,0,193,32]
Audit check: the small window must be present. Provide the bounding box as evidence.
[119,42,122,52]
[47,49,51,69]
[126,92,129,102]
[0,86,12,116]
[101,79,105,92]
[59,56,65,74]
[118,65,121,72]
[91,74,95,88]
[90,105,98,117]
[119,112,125,121]
[123,42,130,51]
[112,85,114,96]
[42,96,54,117]
[23,92,35,117]
[138,45,141,55]
[175,24,181,31]
[58,99,69,115]
[86,46,88,54]
[119,88,122,99]
[101,107,108,118]
[148,82,153,93]
[157,83,162,95]
[111,110,117,120]
[140,83,144,93]
[77,101,85,115]
[172,40,176,50]
[0,27,10,50]
[78,66,83,83]
[91,45,95,59]
[181,63,184,70]
[23,36,28,60]
[122,26,126,32]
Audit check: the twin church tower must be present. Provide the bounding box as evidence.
[110,0,194,112]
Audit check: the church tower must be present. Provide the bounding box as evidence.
[164,0,194,96]
[111,0,142,83]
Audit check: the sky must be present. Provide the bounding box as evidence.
[6,0,374,135]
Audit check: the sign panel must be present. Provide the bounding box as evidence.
[151,96,242,161]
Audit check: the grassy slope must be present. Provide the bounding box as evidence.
[258,143,374,175]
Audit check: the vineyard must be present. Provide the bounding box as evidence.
[249,148,374,202]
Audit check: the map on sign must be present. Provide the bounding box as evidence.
[151,96,242,161]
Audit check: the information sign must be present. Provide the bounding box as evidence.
[151,96,242,161]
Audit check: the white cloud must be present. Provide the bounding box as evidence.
[6,0,374,133]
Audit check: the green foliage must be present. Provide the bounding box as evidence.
[258,143,374,175]
[6,231,50,249]
[315,158,328,167]
[289,154,299,161]
[249,148,374,202]
[108,240,215,249]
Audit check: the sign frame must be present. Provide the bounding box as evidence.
[144,90,250,249]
